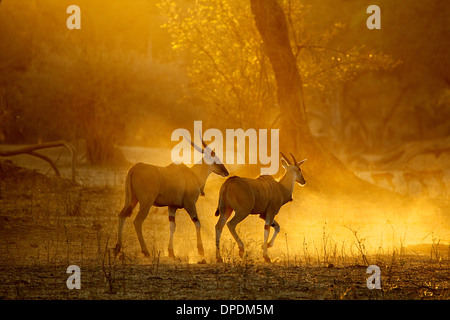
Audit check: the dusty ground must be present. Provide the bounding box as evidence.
[0,253,448,300]
[0,155,449,300]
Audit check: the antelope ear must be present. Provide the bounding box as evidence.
[298,159,307,166]
[281,158,289,169]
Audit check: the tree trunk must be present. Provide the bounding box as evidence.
[250,0,310,147]
[250,0,364,192]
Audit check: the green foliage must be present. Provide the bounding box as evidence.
[159,0,278,128]
[159,0,397,130]
[280,0,398,90]
[0,0,190,164]
[1,0,447,163]
[303,0,450,152]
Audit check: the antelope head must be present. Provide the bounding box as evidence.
[280,152,306,186]
[187,133,229,177]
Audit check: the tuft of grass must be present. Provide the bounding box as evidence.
[345,226,369,266]
[98,230,118,294]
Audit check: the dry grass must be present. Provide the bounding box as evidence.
[0,159,448,300]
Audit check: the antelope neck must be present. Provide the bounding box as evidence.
[191,162,212,191]
[279,169,296,203]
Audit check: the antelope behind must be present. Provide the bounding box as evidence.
[215,152,306,263]
[114,136,229,258]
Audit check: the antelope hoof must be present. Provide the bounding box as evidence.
[263,243,273,249]
[264,256,271,263]
[198,245,205,256]
[216,256,224,263]
[142,251,150,258]
[168,249,175,258]
[239,247,244,258]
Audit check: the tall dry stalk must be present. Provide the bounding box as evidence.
[345,226,369,265]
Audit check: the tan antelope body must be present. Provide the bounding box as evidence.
[115,139,229,258]
[215,153,306,262]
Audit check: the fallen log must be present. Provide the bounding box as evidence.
[0,141,76,181]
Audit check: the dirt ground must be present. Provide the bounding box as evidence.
[0,155,449,300]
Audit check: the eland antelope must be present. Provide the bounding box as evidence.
[114,137,229,258]
[215,152,306,263]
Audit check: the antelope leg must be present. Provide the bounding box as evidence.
[185,204,205,256]
[133,202,152,257]
[115,213,126,256]
[168,206,177,258]
[263,224,271,263]
[227,211,248,258]
[267,220,280,248]
[215,207,233,262]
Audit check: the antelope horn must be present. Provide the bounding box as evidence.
[183,132,204,154]
[290,153,298,165]
[201,136,208,149]
[199,131,216,157]
[299,158,307,165]
[280,152,292,165]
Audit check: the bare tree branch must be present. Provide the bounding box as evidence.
[0,141,76,181]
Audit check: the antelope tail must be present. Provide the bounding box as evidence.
[215,178,229,217]
[118,168,135,218]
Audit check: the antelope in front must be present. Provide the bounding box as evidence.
[215,153,306,263]
[114,137,229,258]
